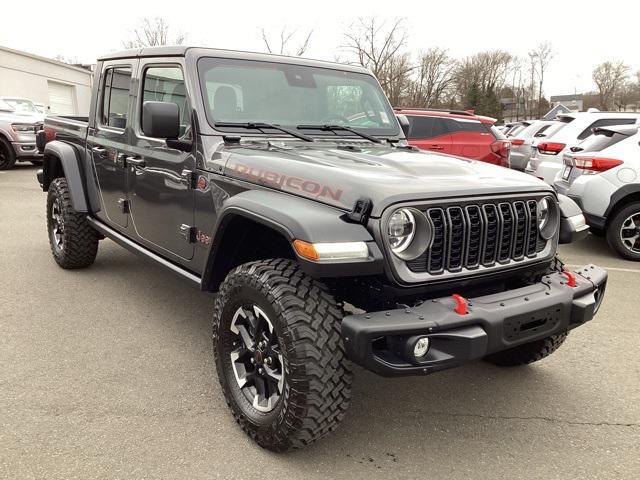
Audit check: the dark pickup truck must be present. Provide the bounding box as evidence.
[37,46,605,451]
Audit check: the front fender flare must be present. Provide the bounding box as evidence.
[43,141,88,212]
[201,190,384,289]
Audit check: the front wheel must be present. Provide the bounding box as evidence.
[606,202,640,260]
[0,137,16,170]
[212,259,353,451]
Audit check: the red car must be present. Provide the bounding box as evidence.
[395,108,511,167]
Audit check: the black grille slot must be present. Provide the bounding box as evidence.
[465,206,482,268]
[512,201,528,260]
[482,204,499,265]
[427,209,447,273]
[526,200,538,256]
[405,197,547,275]
[446,207,465,271]
[498,203,514,262]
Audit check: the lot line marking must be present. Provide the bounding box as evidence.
[567,264,640,274]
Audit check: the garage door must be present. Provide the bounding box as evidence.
[47,81,76,115]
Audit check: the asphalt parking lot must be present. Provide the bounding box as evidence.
[1,164,639,480]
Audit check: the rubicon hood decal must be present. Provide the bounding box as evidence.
[221,143,553,216]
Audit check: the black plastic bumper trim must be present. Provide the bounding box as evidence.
[341,265,607,376]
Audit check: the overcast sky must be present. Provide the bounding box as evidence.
[2,0,638,96]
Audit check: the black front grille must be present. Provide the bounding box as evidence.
[406,198,546,275]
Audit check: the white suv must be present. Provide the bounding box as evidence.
[554,124,640,260]
[527,111,640,184]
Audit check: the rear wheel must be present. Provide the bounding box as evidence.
[212,259,352,451]
[484,333,568,367]
[0,137,16,170]
[606,202,640,261]
[47,178,99,268]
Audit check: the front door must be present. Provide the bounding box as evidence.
[88,63,134,228]
[126,61,196,260]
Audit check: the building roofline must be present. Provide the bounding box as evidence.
[0,45,94,75]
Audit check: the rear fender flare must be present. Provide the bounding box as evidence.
[43,141,88,212]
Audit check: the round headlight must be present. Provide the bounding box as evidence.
[538,196,559,240]
[388,208,416,254]
[538,197,550,231]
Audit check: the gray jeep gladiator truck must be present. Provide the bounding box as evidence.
[37,46,606,451]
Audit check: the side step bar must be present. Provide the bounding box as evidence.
[86,217,202,287]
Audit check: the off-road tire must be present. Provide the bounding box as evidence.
[606,202,640,261]
[484,333,568,367]
[47,178,99,268]
[212,258,353,451]
[0,137,16,170]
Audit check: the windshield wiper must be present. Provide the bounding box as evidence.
[296,124,383,144]
[214,122,314,142]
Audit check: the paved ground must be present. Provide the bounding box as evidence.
[1,164,639,480]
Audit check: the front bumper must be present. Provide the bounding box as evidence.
[342,265,607,376]
[12,141,42,158]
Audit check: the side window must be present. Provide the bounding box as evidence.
[449,120,488,134]
[101,66,132,130]
[577,118,636,140]
[407,116,434,139]
[141,66,191,138]
[431,118,450,138]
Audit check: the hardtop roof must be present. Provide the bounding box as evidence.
[97,46,371,74]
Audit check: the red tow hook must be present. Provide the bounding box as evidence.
[452,294,468,315]
[562,270,577,287]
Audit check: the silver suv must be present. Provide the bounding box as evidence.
[0,97,45,170]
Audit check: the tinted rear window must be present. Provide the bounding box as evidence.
[577,118,637,140]
[573,130,633,153]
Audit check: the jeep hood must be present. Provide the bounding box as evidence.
[221,143,553,217]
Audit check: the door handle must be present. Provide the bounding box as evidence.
[126,156,146,168]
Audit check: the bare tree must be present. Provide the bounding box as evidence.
[529,42,554,116]
[342,17,413,102]
[260,27,313,56]
[54,54,80,65]
[123,17,185,49]
[593,61,630,110]
[408,47,456,108]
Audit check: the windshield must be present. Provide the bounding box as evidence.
[2,98,38,114]
[197,57,399,137]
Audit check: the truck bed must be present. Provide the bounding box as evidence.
[42,115,88,151]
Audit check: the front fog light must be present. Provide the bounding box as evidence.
[413,337,430,358]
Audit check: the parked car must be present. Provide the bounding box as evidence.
[0,96,45,169]
[394,108,511,167]
[37,46,604,451]
[509,119,560,171]
[555,124,640,259]
[526,111,640,184]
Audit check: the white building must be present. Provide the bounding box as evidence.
[0,45,93,115]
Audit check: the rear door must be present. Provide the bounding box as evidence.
[406,115,453,153]
[87,62,135,229]
[448,119,494,160]
[125,59,196,260]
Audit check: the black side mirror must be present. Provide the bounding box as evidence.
[396,114,410,138]
[142,101,180,139]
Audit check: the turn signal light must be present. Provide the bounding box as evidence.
[292,240,369,262]
[511,138,525,146]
